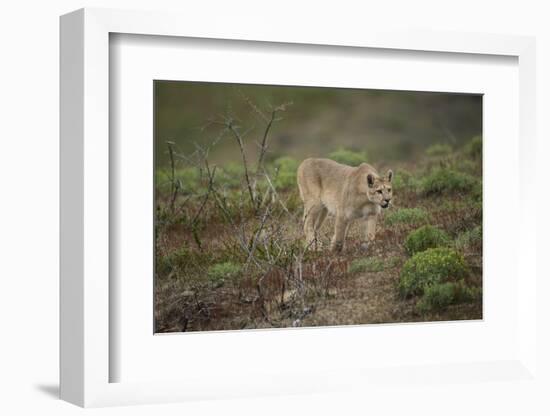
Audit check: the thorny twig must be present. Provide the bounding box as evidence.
[225,118,256,209]
[166,141,180,214]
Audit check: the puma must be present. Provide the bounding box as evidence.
[297,158,393,252]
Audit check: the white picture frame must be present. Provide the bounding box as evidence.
[60,7,538,408]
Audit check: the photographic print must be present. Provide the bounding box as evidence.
[154,81,482,333]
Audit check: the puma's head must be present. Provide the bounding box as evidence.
[366,170,393,209]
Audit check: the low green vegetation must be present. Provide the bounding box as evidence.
[416,282,455,312]
[207,262,242,285]
[425,143,453,158]
[328,148,368,166]
[156,245,192,274]
[404,225,450,255]
[416,281,479,313]
[417,168,478,196]
[349,257,385,273]
[386,256,402,269]
[348,256,402,274]
[391,169,415,191]
[455,225,483,252]
[399,248,468,298]
[385,207,430,226]
[157,244,238,280]
[471,180,483,202]
[452,159,478,175]
[220,163,247,189]
[272,157,299,190]
[156,167,202,194]
[465,135,482,159]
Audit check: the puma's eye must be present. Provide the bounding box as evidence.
[377,190,383,194]
[388,188,392,192]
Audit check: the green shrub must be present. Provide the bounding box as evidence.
[455,225,482,252]
[223,162,245,176]
[156,253,173,277]
[391,173,406,190]
[207,262,242,285]
[220,163,246,189]
[465,135,482,159]
[155,167,201,193]
[404,225,450,255]
[155,246,190,277]
[426,143,453,158]
[156,244,216,280]
[386,256,402,269]
[471,180,483,202]
[452,159,478,175]
[399,248,468,297]
[418,168,478,196]
[385,207,430,226]
[272,157,299,189]
[439,198,482,218]
[283,192,302,213]
[436,199,482,235]
[416,282,455,312]
[416,281,477,312]
[273,156,299,172]
[391,169,417,191]
[178,167,202,192]
[349,257,385,273]
[166,245,213,269]
[328,148,367,166]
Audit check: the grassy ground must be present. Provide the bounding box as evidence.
[154,134,482,333]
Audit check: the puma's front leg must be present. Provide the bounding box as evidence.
[360,214,378,251]
[331,215,348,253]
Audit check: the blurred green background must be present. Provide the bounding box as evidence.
[154,81,482,168]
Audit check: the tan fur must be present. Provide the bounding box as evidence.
[297,158,393,252]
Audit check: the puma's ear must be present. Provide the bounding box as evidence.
[387,169,393,182]
[367,174,375,188]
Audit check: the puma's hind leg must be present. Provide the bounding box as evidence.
[330,214,349,253]
[303,202,325,250]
